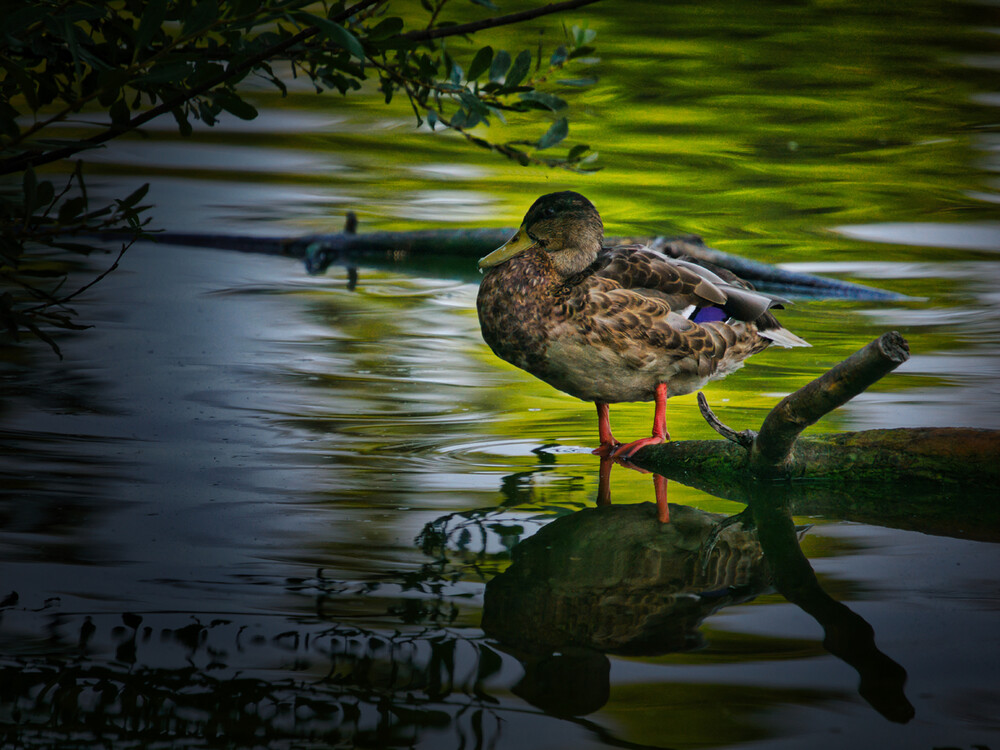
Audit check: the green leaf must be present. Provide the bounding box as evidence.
[52,5,105,23]
[58,196,85,223]
[109,98,130,126]
[0,101,21,139]
[215,91,258,120]
[368,17,403,41]
[467,46,493,82]
[171,107,193,136]
[189,62,226,87]
[518,91,567,111]
[550,45,568,66]
[567,143,590,160]
[460,90,488,116]
[304,13,365,61]
[6,5,47,36]
[505,50,531,88]
[0,59,38,110]
[98,84,120,108]
[489,50,510,82]
[135,0,168,53]
[183,0,218,36]
[536,117,567,150]
[23,167,37,214]
[197,100,216,125]
[119,183,150,210]
[136,61,192,85]
[232,0,260,16]
[572,25,597,46]
[578,151,600,169]
[36,181,55,208]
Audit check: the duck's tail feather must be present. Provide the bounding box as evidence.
[759,326,811,348]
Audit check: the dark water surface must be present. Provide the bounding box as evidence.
[3,1,1000,748]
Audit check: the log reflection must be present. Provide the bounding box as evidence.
[747,491,915,724]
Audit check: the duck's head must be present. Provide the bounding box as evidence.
[478,191,604,277]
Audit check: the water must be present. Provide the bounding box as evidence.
[2,1,1000,748]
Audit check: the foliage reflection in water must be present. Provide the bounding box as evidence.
[2,471,925,748]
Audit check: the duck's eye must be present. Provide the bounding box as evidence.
[542,206,556,218]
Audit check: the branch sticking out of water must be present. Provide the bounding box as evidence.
[696,392,756,449]
[749,331,910,477]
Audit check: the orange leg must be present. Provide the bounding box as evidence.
[612,383,670,460]
[591,401,620,457]
[653,472,670,523]
[595,453,670,524]
[596,454,613,506]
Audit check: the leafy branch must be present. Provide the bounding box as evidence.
[1,0,605,354]
[1,164,151,357]
[400,0,603,42]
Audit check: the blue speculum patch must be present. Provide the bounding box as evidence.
[692,306,727,323]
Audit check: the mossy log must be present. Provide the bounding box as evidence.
[635,426,1000,487]
[628,332,1000,540]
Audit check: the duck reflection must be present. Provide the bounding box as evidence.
[483,459,914,723]
[482,499,767,656]
[483,465,767,716]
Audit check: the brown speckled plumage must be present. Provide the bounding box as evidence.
[476,192,808,455]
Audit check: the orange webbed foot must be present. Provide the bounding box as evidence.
[591,441,621,458]
[610,434,667,460]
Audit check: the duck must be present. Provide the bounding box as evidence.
[476,191,809,459]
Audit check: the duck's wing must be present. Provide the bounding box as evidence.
[595,245,792,323]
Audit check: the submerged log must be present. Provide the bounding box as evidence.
[98,222,905,300]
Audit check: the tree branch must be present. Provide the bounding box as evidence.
[0,0,383,177]
[696,392,756,449]
[749,331,910,475]
[400,0,605,43]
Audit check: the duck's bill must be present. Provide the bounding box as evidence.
[477,226,537,270]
